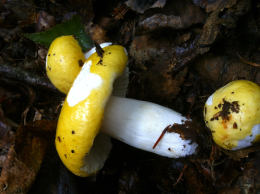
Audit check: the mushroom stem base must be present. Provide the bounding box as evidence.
[101,96,198,158]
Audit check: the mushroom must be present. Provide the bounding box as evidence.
[46,35,85,93]
[204,80,260,150]
[46,36,199,177]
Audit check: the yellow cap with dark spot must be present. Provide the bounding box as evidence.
[55,45,128,176]
[204,80,260,150]
[46,35,85,93]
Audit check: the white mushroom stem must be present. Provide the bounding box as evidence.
[101,96,198,158]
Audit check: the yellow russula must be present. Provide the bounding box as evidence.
[46,35,85,93]
[55,45,128,176]
[204,80,260,150]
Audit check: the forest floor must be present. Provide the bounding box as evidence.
[0,0,260,193]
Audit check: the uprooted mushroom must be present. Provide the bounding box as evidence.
[204,80,260,150]
[46,35,199,176]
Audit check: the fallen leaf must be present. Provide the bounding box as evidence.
[24,15,93,51]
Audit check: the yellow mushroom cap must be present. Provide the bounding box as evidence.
[46,35,85,93]
[204,80,260,150]
[55,45,128,176]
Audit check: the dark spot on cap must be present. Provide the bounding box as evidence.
[71,150,75,153]
[231,92,234,94]
[57,136,61,142]
[72,130,75,134]
[97,59,104,66]
[206,121,208,123]
[230,101,239,113]
[214,106,217,109]
[168,148,171,151]
[64,154,67,158]
[48,53,51,56]
[53,53,56,56]
[210,99,240,122]
[78,59,84,67]
[48,66,51,71]
[240,128,242,131]
[233,122,238,129]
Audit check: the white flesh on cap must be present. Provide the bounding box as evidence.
[67,60,103,107]
[78,47,128,175]
[76,69,130,175]
[101,96,198,158]
[206,94,213,106]
[66,44,127,176]
[234,124,260,150]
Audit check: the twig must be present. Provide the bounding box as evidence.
[94,42,104,58]
[112,4,129,20]
[173,164,188,186]
[152,125,171,149]
[0,63,57,91]
[237,53,260,67]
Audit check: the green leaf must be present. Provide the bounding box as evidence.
[24,15,93,51]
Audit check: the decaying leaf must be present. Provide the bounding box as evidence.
[138,0,205,33]
[194,54,257,87]
[0,120,56,194]
[223,145,260,161]
[129,30,200,103]
[125,0,167,13]
[35,11,56,32]
[2,0,37,27]
[198,0,250,53]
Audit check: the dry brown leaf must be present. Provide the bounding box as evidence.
[0,120,56,194]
